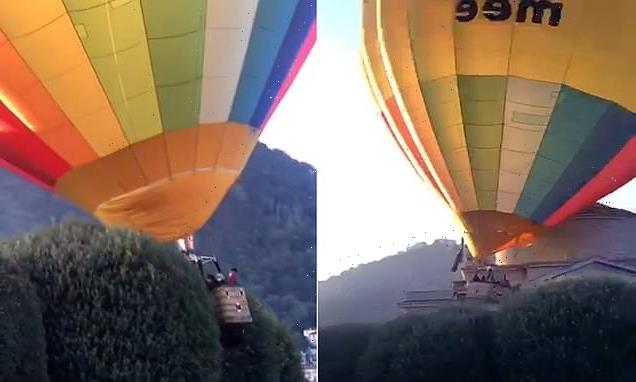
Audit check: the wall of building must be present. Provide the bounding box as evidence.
[496,205,636,266]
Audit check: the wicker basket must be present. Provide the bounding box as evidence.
[212,285,253,324]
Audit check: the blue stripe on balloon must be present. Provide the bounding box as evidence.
[249,0,315,128]
[229,0,301,125]
[531,104,635,223]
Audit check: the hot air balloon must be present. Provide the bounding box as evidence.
[362,0,636,258]
[0,0,316,243]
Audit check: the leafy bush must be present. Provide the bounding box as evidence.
[221,295,304,382]
[318,324,378,382]
[0,255,49,382]
[327,278,636,382]
[497,278,636,382]
[357,308,497,382]
[5,220,221,382]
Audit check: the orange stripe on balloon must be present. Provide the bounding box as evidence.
[544,137,636,227]
[0,30,97,167]
[54,122,255,242]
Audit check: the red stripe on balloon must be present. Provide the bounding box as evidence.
[0,101,70,189]
[259,20,316,131]
[0,157,53,191]
[544,136,636,226]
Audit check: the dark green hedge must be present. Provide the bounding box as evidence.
[6,220,221,382]
[322,278,636,382]
[221,295,305,382]
[497,278,636,382]
[318,324,378,382]
[357,308,497,382]
[0,255,49,382]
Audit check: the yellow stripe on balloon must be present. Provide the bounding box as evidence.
[454,1,514,76]
[409,0,504,212]
[442,0,636,111]
[377,0,463,212]
[0,0,128,156]
[407,0,457,81]
[563,0,636,112]
[507,0,582,84]
[363,1,475,253]
[506,0,636,111]
[361,0,431,192]
[63,0,163,143]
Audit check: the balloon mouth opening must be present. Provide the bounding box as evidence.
[93,170,238,243]
[461,210,549,258]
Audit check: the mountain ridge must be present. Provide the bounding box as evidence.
[318,239,460,327]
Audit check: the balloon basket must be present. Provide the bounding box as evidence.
[212,285,253,325]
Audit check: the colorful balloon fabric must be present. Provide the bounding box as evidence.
[362,0,636,257]
[0,0,315,242]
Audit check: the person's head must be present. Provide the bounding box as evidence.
[230,268,238,273]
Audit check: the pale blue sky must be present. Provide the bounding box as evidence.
[261,0,636,281]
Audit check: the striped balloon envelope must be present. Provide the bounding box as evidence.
[0,0,315,242]
[362,0,636,258]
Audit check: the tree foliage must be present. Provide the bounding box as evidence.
[221,295,305,382]
[497,278,636,382]
[5,221,222,382]
[318,324,378,382]
[323,278,636,382]
[357,308,497,382]
[0,255,49,382]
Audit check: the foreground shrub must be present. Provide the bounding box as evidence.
[6,220,221,382]
[221,295,304,382]
[357,307,498,382]
[321,278,636,381]
[497,278,636,382]
[0,255,49,382]
[318,323,378,382]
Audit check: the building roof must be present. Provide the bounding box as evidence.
[526,257,636,285]
[575,203,636,220]
[402,290,454,300]
[397,290,455,309]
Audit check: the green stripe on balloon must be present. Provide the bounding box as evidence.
[142,0,207,132]
[458,75,506,211]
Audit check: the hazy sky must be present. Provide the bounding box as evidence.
[261,0,636,281]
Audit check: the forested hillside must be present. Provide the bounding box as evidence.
[319,239,460,326]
